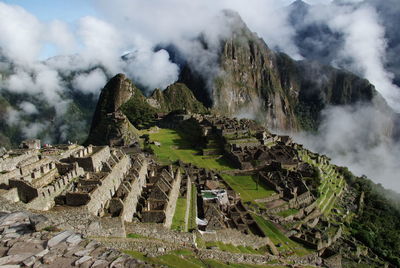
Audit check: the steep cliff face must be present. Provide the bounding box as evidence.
[211,11,381,132]
[86,74,139,146]
[214,14,298,130]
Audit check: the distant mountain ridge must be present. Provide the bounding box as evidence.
[176,10,390,132]
[0,8,396,147]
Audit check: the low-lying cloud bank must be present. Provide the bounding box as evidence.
[293,103,400,191]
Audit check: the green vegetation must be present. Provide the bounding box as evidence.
[121,91,157,128]
[147,128,278,204]
[171,198,187,231]
[299,150,345,215]
[124,249,288,268]
[204,241,266,255]
[251,213,310,256]
[147,128,233,170]
[221,174,276,203]
[188,184,198,231]
[277,209,299,218]
[152,83,207,114]
[127,233,145,239]
[344,174,400,267]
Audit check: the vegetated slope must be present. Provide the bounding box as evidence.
[178,10,388,132]
[86,74,208,145]
[341,169,400,266]
[148,83,207,114]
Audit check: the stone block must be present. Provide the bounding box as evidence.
[47,230,74,248]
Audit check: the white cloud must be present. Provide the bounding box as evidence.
[294,103,400,191]
[123,48,179,91]
[72,68,107,94]
[0,2,43,64]
[19,101,38,114]
[77,16,123,73]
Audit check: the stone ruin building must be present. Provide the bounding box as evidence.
[0,140,150,224]
[179,163,266,237]
[259,162,314,213]
[138,165,182,228]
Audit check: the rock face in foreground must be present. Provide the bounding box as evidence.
[86,74,140,146]
[0,211,151,267]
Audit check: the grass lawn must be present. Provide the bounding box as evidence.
[251,213,310,256]
[277,209,300,218]
[125,250,288,268]
[171,197,187,231]
[188,185,197,231]
[205,241,267,255]
[221,174,276,203]
[147,128,234,170]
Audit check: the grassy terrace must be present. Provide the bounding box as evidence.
[125,249,288,268]
[171,197,187,231]
[146,128,233,170]
[277,208,299,218]
[298,150,346,215]
[221,174,276,203]
[251,213,311,256]
[202,241,268,255]
[188,184,197,231]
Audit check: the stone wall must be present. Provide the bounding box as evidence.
[0,150,38,172]
[198,229,275,250]
[125,222,195,246]
[120,156,148,222]
[254,193,281,203]
[163,169,182,228]
[68,146,110,172]
[0,154,42,186]
[19,158,51,177]
[0,211,149,267]
[27,164,85,211]
[8,180,38,203]
[0,169,22,186]
[323,253,342,268]
[85,153,131,216]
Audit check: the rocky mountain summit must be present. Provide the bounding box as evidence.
[178,10,389,132]
[86,74,140,147]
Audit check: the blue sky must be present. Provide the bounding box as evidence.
[2,0,96,22]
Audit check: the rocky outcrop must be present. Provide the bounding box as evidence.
[148,83,207,113]
[86,74,140,146]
